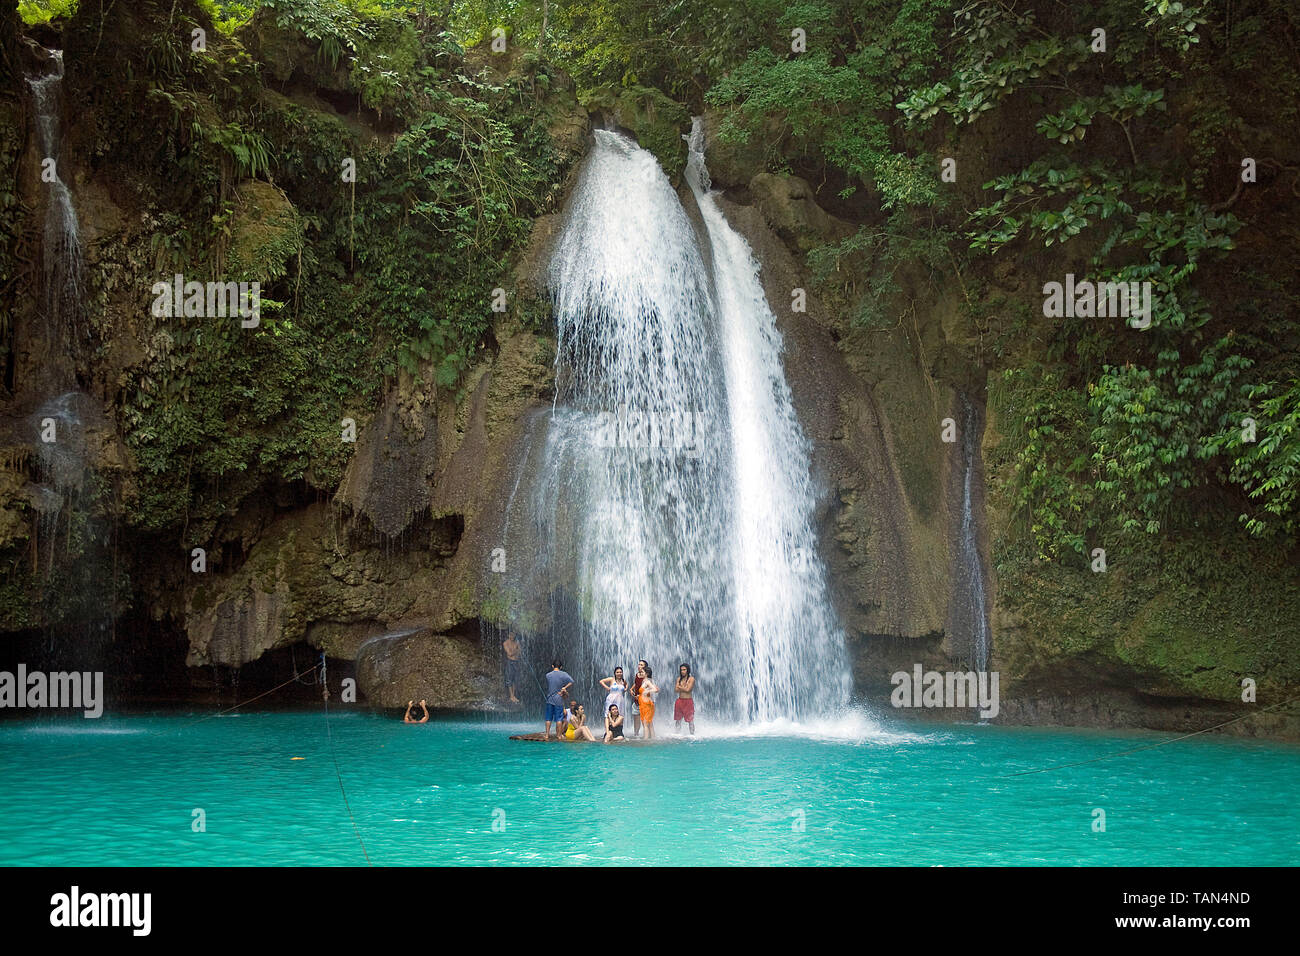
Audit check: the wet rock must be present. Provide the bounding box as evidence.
[354,625,497,708]
[748,173,855,249]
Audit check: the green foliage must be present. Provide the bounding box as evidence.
[896,0,1297,558]
[260,0,373,68]
[17,0,78,25]
[1208,380,1300,537]
[354,68,557,379]
[808,208,953,329]
[548,0,763,96]
[199,0,259,33]
[81,0,562,538]
[205,123,274,179]
[352,19,421,111]
[1089,337,1251,534]
[1142,0,1209,51]
[993,367,1097,559]
[707,0,948,203]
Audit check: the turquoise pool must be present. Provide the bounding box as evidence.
[2,711,1296,866]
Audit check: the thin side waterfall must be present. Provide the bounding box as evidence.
[954,395,991,671]
[27,50,86,346]
[29,391,89,569]
[514,120,850,724]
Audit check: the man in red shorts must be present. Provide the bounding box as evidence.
[674,663,696,735]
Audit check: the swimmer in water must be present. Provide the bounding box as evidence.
[403,699,429,723]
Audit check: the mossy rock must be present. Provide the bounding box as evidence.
[580,85,689,182]
[245,12,351,92]
[993,531,1300,704]
[0,463,31,552]
[226,181,304,283]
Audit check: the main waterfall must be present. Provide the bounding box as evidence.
[515,120,850,724]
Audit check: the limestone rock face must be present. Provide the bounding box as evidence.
[183,503,442,667]
[354,626,497,709]
[334,382,440,539]
[747,173,855,248]
[708,194,960,649]
[182,206,565,690]
[699,111,781,190]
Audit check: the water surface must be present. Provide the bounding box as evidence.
[2,712,1296,866]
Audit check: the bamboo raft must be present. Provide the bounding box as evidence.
[509,732,655,744]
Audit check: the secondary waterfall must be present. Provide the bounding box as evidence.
[27,50,85,346]
[515,119,850,724]
[953,396,991,671]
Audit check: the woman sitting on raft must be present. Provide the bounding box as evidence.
[565,702,597,741]
[604,703,626,742]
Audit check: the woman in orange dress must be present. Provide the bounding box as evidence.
[638,664,659,739]
[630,660,647,737]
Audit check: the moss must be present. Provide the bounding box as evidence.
[994,529,1300,704]
[0,465,32,552]
[580,84,689,182]
[225,181,304,283]
[0,572,38,631]
[0,100,21,355]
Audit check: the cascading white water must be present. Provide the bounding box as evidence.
[520,121,850,724]
[954,395,991,671]
[683,119,853,718]
[537,127,736,707]
[27,50,85,343]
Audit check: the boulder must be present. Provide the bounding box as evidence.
[354,626,498,708]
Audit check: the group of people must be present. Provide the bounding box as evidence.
[544,659,696,742]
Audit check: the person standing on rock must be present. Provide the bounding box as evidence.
[630,660,648,737]
[674,663,696,735]
[502,631,522,705]
[543,661,574,740]
[639,665,659,739]
[600,666,628,722]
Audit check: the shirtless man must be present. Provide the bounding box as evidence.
[674,664,696,735]
[502,631,522,704]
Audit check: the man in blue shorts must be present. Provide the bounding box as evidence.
[544,660,574,740]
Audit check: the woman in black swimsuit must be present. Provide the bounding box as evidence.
[605,703,626,743]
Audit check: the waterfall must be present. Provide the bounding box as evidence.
[683,119,852,718]
[953,395,991,671]
[27,50,86,346]
[28,390,96,572]
[514,120,850,724]
[23,52,113,658]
